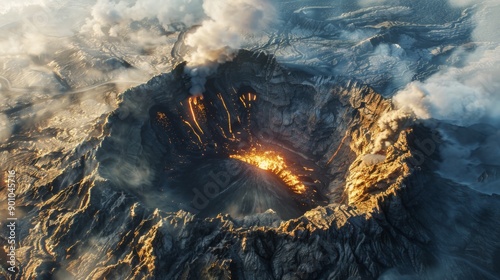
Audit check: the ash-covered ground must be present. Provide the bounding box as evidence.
[0,0,499,279]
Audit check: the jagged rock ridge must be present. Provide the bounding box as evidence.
[1,51,499,280]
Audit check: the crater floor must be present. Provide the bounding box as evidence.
[1,51,500,280]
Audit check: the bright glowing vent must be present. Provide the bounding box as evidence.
[230,148,306,194]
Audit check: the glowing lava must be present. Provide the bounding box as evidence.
[217,93,234,137]
[188,96,205,134]
[230,148,306,194]
[239,92,257,108]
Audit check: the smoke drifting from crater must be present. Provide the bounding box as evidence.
[371,108,413,153]
[182,0,276,95]
[83,0,205,35]
[372,0,500,192]
[80,0,276,95]
[391,0,500,126]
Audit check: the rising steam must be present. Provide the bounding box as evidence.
[86,0,277,95]
[401,0,498,121]
[182,0,276,95]
[371,0,500,192]
[83,0,205,35]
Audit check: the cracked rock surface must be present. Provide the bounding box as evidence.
[1,51,500,280]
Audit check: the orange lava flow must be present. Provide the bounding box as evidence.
[188,96,205,134]
[230,148,306,194]
[182,120,203,143]
[327,132,349,165]
[217,93,234,136]
[240,92,257,108]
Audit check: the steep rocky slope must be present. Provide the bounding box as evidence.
[1,51,499,279]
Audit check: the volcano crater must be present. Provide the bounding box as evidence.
[97,50,390,220]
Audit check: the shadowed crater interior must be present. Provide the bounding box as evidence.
[97,50,367,220]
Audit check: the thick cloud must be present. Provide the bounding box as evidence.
[372,0,500,192]
[392,0,500,125]
[82,0,205,35]
[182,0,276,95]
[78,0,277,95]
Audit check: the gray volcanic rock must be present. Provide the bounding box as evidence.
[1,51,500,280]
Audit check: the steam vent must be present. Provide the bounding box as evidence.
[3,51,500,279]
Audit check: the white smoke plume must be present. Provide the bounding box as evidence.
[394,0,500,124]
[82,0,205,36]
[372,42,500,154]
[81,0,277,95]
[372,0,500,148]
[393,47,500,126]
[182,0,276,95]
[371,0,500,193]
[371,108,414,153]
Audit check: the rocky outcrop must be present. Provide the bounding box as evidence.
[1,51,499,280]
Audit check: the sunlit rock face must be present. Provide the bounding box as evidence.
[3,51,500,279]
[97,50,384,219]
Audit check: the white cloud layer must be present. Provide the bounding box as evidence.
[182,0,276,95]
[392,1,500,126]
